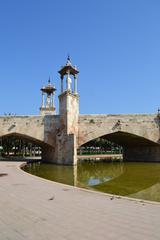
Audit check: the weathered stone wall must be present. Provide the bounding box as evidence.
[59,92,79,135]
[0,115,59,147]
[54,133,77,165]
[78,114,160,146]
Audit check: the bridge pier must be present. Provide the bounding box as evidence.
[54,134,77,165]
[123,146,160,162]
[41,134,77,165]
[41,145,55,163]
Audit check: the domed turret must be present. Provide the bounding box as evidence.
[58,56,79,94]
[40,78,56,115]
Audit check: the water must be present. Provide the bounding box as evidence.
[23,160,160,202]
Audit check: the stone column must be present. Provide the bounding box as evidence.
[61,76,63,93]
[58,91,79,165]
[41,92,45,108]
[46,94,51,108]
[74,75,77,94]
[52,93,55,108]
[66,71,72,92]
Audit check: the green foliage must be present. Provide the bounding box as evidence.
[0,136,41,157]
[78,137,122,155]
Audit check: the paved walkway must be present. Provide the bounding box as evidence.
[0,161,160,240]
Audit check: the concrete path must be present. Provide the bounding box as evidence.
[0,162,160,240]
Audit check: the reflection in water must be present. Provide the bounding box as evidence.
[76,161,124,188]
[24,160,160,202]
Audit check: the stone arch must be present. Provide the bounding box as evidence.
[78,114,160,148]
[0,132,55,163]
[79,131,158,148]
[78,131,160,162]
[80,130,156,147]
[0,132,47,147]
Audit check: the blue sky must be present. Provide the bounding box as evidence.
[0,0,160,115]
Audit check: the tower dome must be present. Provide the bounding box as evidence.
[40,78,56,115]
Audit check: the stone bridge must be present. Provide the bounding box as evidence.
[0,112,160,164]
[1,57,160,165]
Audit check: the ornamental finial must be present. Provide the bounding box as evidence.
[66,55,72,66]
[48,76,51,85]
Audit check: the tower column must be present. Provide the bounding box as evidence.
[74,75,77,94]
[61,76,64,93]
[66,71,72,92]
[46,94,51,108]
[41,92,45,108]
[57,56,79,165]
[52,93,55,108]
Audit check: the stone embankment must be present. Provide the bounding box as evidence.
[0,161,160,240]
[78,154,122,160]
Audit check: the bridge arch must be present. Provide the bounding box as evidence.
[78,131,160,162]
[0,132,55,163]
[0,132,47,147]
[79,129,159,147]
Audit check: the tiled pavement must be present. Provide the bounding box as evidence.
[0,161,160,240]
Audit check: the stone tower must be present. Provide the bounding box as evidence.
[55,56,79,165]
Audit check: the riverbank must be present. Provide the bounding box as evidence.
[0,161,160,240]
